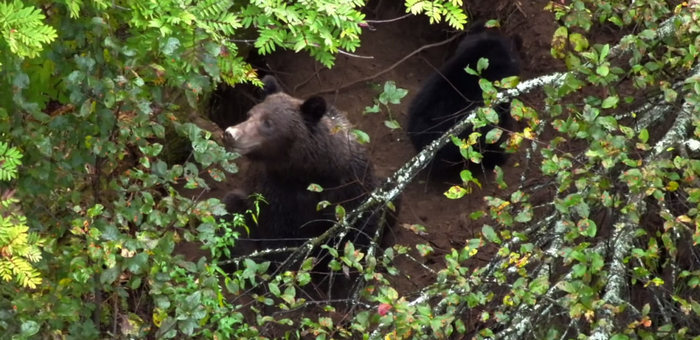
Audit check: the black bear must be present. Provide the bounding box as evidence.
[222,76,389,295]
[407,28,521,179]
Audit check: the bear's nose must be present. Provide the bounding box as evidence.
[224,126,241,145]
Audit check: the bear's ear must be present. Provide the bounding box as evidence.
[261,75,282,96]
[300,96,327,124]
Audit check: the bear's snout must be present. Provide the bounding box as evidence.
[224,125,260,156]
[224,126,241,145]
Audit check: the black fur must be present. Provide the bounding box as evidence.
[261,75,282,96]
[300,96,327,124]
[407,30,521,179]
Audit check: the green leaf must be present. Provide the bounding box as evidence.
[608,16,623,27]
[565,52,581,69]
[100,266,120,285]
[596,64,610,76]
[529,275,550,295]
[601,95,619,109]
[444,185,467,199]
[514,206,533,223]
[482,225,501,244]
[569,33,589,52]
[79,98,94,118]
[297,272,311,286]
[416,243,433,256]
[129,276,142,289]
[269,282,280,296]
[599,44,610,61]
[20,320,40,337]
[126,253,149,275]
[663,86,678,102]
[484,128,503,144]
[482,107,499,124]
[379,81,408,105]
[597,115,618,130]
[307,183,324,192]
[619,125,635,138]
[351,129,370,144]
[638,129,649,143]
[578,219,597,237]
[281,285,296,305]
[572,263,587,278]
[364,104,380,114]
[551,26,568,59]
[484,19,500,28]
[317,200,331,211]
[335,205,346,220]
[477,57,490,73]
[500,75,520,89]
[384,119,401,130]
[161,37,180,56]
[460,169,481,188]
[610,334,630,340]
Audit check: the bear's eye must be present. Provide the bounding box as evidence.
[261,119,273,130]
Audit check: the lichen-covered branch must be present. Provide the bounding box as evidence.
[588,203,643,339]
[589,86,696,336]
[364,13,695,338]
[501,65,698,338]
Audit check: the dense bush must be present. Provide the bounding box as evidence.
[0,0,372,337]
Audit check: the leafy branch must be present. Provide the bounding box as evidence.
[364,6,700,338]
[0,142,43,289]
[405,0,468,29]
[0,0,56,61]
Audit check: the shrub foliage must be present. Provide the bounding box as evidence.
[0,0,370,338]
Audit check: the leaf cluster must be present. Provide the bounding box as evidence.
[363,1,700,338]
[0,1,57,64]
[0,0,368,338]
[340,1,700,339]
[240,0,366,68]
[405,0,468,29]
[0,142,43,291]
[364,80,408,131]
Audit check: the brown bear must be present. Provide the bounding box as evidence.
[222,76,387,294]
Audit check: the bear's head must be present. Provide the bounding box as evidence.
[224,76,343,169]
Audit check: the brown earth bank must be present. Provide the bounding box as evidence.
[205,0,555,277]
[180,0,560,330]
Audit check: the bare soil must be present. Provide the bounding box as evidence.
[183,0,561,305]
[254,1,558,291]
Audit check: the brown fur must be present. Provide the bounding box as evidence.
[223,76,382,279]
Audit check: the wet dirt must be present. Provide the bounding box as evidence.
[250,1,559,293]
[180,0,561,305]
